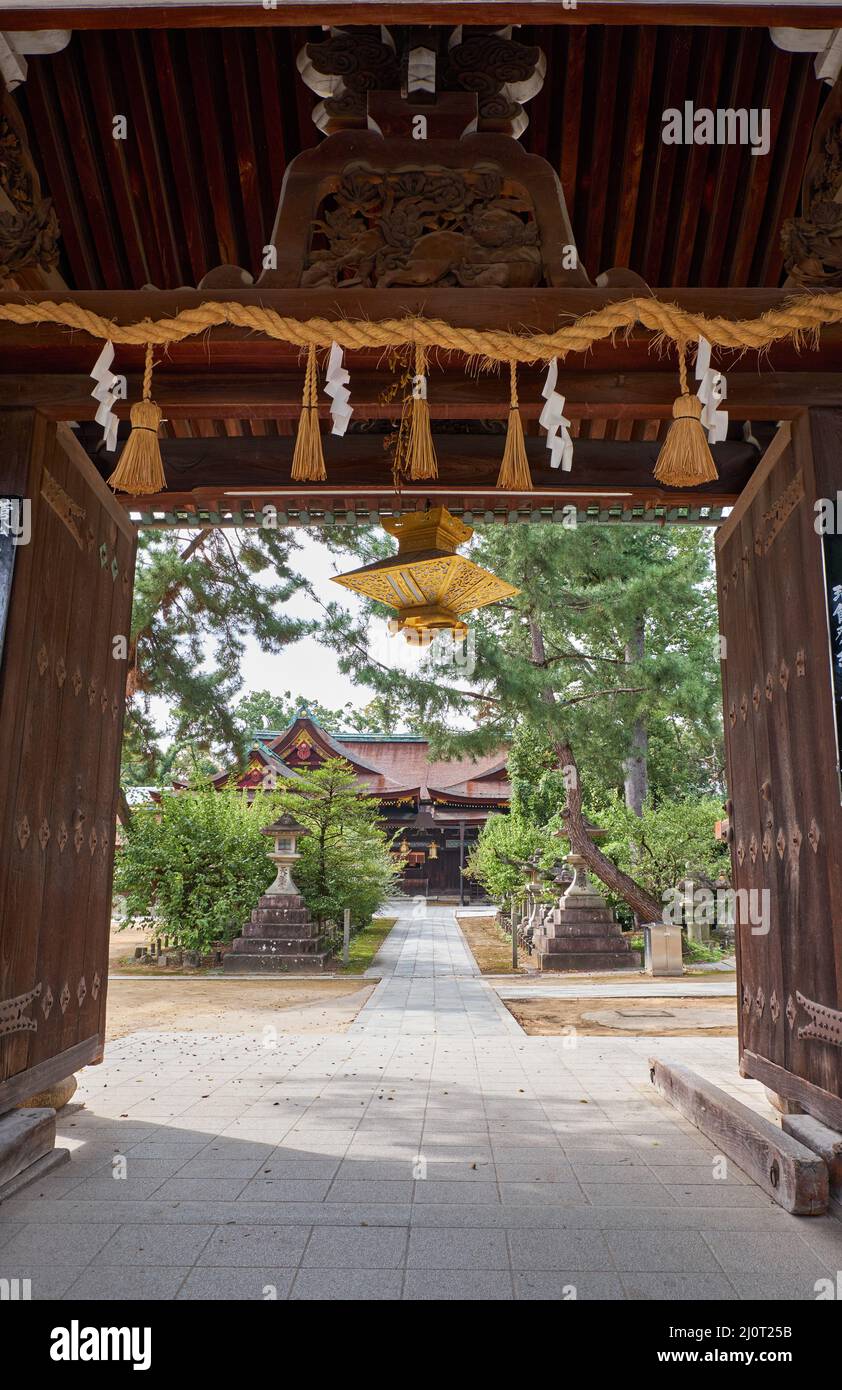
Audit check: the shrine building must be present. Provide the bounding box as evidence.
[198,715,510,902]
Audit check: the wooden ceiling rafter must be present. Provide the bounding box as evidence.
[12,24,826,294]
[1,14,838,528]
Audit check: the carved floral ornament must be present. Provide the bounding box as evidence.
[303,163,543,290]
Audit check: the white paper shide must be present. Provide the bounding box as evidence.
[539,358,574,472]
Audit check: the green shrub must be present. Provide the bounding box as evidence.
[585,793,730,927]
[114,788,281,952]
[465,811,559,902]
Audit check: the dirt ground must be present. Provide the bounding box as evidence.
[456,913,528,973]
[504,994,738,1037]
[104,977,375,1040]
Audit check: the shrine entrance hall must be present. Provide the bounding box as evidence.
[1,5,842,1307]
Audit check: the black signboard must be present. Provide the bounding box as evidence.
[0,496,22,674]
[824,535,842,794]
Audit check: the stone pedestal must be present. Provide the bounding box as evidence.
[532,854,640,972]
[223,892,333,973]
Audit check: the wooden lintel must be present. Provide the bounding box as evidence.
[6,4,842,31]
[0,371,837,421]
[650,1059,829,1216]
[1,289,841,374]
[91,433,758,513]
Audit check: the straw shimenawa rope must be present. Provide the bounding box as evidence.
[10,292,840,494]
[3,291,842,361]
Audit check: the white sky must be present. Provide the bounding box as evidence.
[240,529,376,715]
[148,527,476,741]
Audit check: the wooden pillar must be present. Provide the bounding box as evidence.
[458,819,466,907]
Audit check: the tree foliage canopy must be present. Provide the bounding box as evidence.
[275,758,401,927]
[318,522,724,802]
[122,528,310,784]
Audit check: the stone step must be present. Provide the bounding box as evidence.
[540,918,621,937]
[535,949,642,972]
[533,932,635,952]
[250,906,312,927]
[256,893,305,910]
[243,919,324,940]
[230,935,329,955]
[223,951,332,974]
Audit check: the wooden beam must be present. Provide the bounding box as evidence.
[7,5,842,31]
[650,1059,829,1216]
[83,433,759,513]
[0,370,838,420]
[742,1051,842,1133]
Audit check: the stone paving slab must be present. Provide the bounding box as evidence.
[0,903,840,1301]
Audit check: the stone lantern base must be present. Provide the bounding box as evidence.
[223,892,333,973]
[531,854,641,972]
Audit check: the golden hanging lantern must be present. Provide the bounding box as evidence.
[428,841,439,860]
[331,507,519,643]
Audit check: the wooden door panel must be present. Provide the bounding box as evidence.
[717,414,842,1126]
[0,415,135,1112]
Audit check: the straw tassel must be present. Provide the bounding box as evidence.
[654,347,719,488]
[407,344,437,481]
[106,344,166,495]
[497,361,532,490]
[291,343,326,482]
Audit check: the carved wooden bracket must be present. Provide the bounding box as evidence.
[298,25,546,139]
[0,89,60,284]
[782,77,842,287]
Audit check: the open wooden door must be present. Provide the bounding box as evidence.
[0,413,135,1113]
[716,413,842,1128]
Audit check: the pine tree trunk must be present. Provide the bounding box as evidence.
[623,623,648,817]
[116,786,133,830]
[624,716,649,816]
[555,740,661,924]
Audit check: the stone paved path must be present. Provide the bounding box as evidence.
[1,902,841,1301]
[352,904,520,1036]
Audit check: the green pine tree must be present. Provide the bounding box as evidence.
[316,522,723,919]
[121,527,312,800]
[277,757,401,927]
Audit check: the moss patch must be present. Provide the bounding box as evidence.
[332,916,398,975]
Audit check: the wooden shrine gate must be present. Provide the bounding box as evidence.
[0,412,135,1113]
[2,4,842,1153]
[717,412,842,1129]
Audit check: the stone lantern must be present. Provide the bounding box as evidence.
[529,818,641,971]
[261,812,309,897]
[225,811,329,973]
